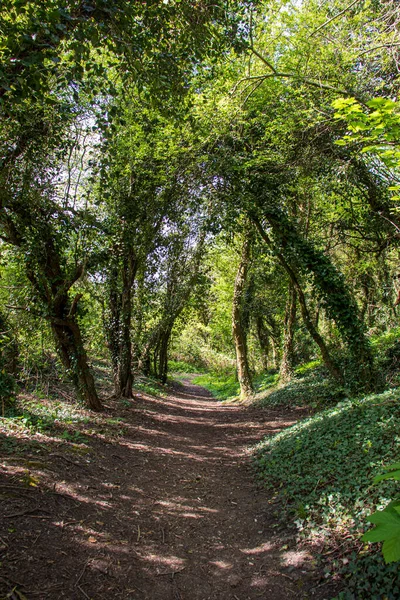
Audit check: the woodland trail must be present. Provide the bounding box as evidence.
[0,379,326,600]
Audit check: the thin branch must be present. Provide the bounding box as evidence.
[308,0,362,38]
[358,42,400,57]
[230,74,268,95]
[231,67,362,103]
[68,293,83,317]
[249,47,278,75]
[6,305,44,318]
[249,8,254,49]
[242,79,265,105]
[375,212,400,234]
[248,8,254,78]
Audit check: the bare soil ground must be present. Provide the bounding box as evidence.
[0,378,334,600]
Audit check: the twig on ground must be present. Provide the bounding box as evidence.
[60,520,80,528]
[77,585,91,600]
[5,508,50,519]
[156,567,185,577]
[75,561,89,588]
[50,453,84,467]
[56,389,75,402]
[127,584,144,594]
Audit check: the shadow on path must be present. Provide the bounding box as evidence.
[0,379,323,600]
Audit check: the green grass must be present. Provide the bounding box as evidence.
[192,372,240,400]
[192,370,280,401]
[168,360,206,374]
[254,389,400,599]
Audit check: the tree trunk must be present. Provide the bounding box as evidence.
[51,315,101,411]
[279,284,297,383]
[264,314,282,369]
[0,311,18,376]
[256,316,270,371]
[142,354,151,376]
[270,337,279,371]
[232,236,254,399]
[117,254,136,397]
[295,281,344,384]
[138,231,206,382]
[277,254,344,384]
[251,213,374,390]
[153,341,160,379]
[158,330,171,384]
[104,249,137,398]
[104,263,121,391]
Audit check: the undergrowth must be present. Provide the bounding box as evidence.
[0,391,93,451]
[256,368,346,409]
[0,370,154,447]
[0,372,165,450]
[254,390,400,599]
[372,326,400,389]
[133,376,168,397]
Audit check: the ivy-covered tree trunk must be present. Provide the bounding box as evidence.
[279,283,297,383]
[232,236,254,399]
[104,248,137,398]
[138,230,206,382]
[0,311,18,376]
[153,328,172,384]
[265,314,282,370]
[51,306,101,411]
[252,213,369,388]
[293,275,344,384]
[256,315,270,371]
[270,338,280,371]
[143,324,171,383]
[140,328,160,378]
[0,209,101,409]
[118,252,136,397]
[104,261,121,392]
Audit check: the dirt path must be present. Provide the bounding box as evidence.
[0,379,322,600]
